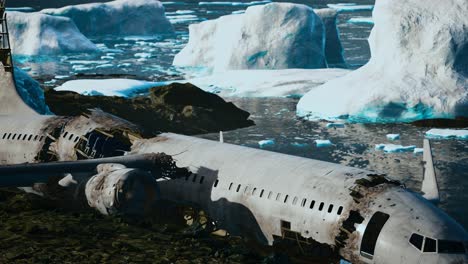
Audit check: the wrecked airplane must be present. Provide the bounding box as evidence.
[0,3,466,263]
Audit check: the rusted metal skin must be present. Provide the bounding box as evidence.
[0,153,179,187]
[85,164,159,216]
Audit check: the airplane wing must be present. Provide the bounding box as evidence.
[421,139,440,203]
[0,153,188,187]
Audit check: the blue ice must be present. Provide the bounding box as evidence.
[258,139,275,148]
[315,140,333,147]
[425,129,468,140]
[375,144,416,153]
[386,134,400,140]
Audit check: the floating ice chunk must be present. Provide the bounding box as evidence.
[258,139,275,148]
[326,123,345,128]
[174,3,327,71]
[199,1,271,7]
[327,4,374,12]
[117,63,132,68]
[347,17,374,25]
[41,0,174,36]
[297,0,468,123]
[68,60,109,65]
[425,129,468,140]
[413,148,424,154]
[292,142,308,148]
[101,55,115,60]
[95,64,114,69]
[375,144,416,153]
[232,10,245,14]
[161,2,186,5]
[386,134,400,140]
[134,53,153,59]
[177,68,350,97]
[166,10,195,15]
[72,65,93,72]
[8,12,98,55]
[167,14,201,24]
[54,79,162,97]
[44,79,57,85]
[315,140,333,147]
[55,75,70,80]
[21,67,32,72]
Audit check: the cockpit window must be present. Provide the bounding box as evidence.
[423,237,436,252]
[409,233,424,250]
[438,240,466,254]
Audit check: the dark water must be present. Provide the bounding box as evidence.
[198,98,468,230]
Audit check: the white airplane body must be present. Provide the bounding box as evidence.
[0,4,466,263]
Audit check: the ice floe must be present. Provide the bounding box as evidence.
[347,17,374,25]
[297,0,468,123]
[174,3,327,72]
[386,134,400,140]
[258,139,275,148]
[413,148,424,154]
[54,79,163,97]
[198,1,271,7]
[375,144,416,153]
[425,129,468,140]
[178,68,350,97]
[8,12,98,55]
[167,14,201,24]
[327,3,374,12]
[41,0,174,36]
[315,140,333,147]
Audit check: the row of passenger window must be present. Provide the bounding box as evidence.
[209,178,343,216]
[1,133,44,142]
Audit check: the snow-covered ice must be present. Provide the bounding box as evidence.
[386,134,400,140]
[375,144,416,153]
[413,148,424,154]
[177,68,350,97]
[41,0,174,36]
[315,140,333,147]
[6,7,35,12]
[327,4,373,12]
[347,17,374,25]
[425,129,468,140]
[8,12,98,55]
[13,67,51,114]
[174,3,327,72]
[258,139,275,148]
[298,0,468,123]
[54,79,164,97]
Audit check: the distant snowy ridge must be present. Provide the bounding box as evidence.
[297,0,468,123]
[41,0,173,36]
[173,3,328,72]
[8,11,99,55]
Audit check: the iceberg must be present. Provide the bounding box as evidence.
[13,67,51,115]
[347,17,374,25]
[174,3,327,72]
[41,0,174,36]
[315,140,333,147]
[375,144,416,153]
[297,0,468,123]
[258,139,275,148]
[327,4,374,12]
[425,129,468,140]
[198,1,271,7]
[314,8,345,66]
[179,68,350,97]
[413,148,424,155]
[8,12,98,55]
[54,79,163,97]
[386,134,400,140]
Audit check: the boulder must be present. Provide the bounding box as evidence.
[297,0,468,122]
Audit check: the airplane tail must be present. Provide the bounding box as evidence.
[0,3,38,115]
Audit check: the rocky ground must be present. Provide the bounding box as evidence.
[45,82,254,136]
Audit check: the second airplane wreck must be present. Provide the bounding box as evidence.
[0,3,466,263]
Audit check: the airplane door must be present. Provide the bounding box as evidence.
[360,211,390,260]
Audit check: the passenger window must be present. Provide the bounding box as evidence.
[328,204,334,213]
[2,133,6,139]
[17,134,21,140]
[318,202,324,211]
[337,206,343,215]
[268,191,273,199]
[39,136,44,141]
[192,174,198,183]
[63,132,68,138]
[409,233,424,250]
[7,133,11,139]
[260,189,264,197]
[28,135,32,141]
[361,212,391,259]
[213,179,219,187]
[284,195,289,203]
[69,134,74,140]
[229,182,233,190]
[22,134,27,140]
[292,197,298,205]
[12,134,16,140]
[310,200,315,209]
[74,136,80,142]
[301,199,307,207]
[199,176,204,184]
[438,240,466,254]
[423,237,436,252]
[34,135,38,141]
[276,193,281,201]
[236,184,241,192]
[252,188,257,195]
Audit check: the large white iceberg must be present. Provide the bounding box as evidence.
[13,67,51,114]
[297,0,468,122]
[41,0,173,36]
[8,12,98,55]
[173,3,327,72]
